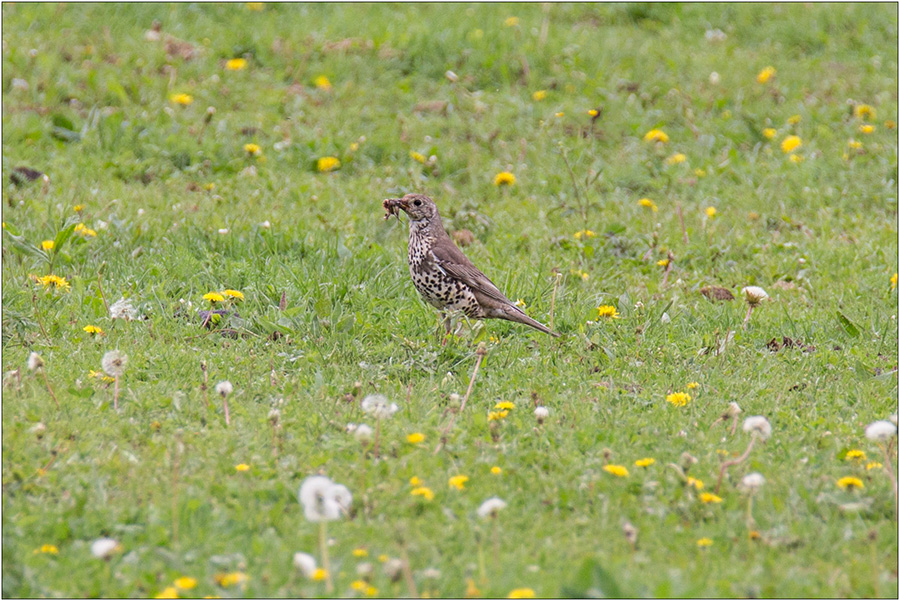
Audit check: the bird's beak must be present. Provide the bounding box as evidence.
[385,197,410,211]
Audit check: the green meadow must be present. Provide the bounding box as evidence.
[2,3,898,598]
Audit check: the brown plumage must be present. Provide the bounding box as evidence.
[383,193,559,338]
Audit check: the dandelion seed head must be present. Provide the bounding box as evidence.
[101,350,128,377]
[865,420,897,442]
[27,351,44,371]
[742,416,772,440]
[477,496,507,519]
[215,380,233,397]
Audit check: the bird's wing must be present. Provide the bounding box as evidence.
[430,243,513,306]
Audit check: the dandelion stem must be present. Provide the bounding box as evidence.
[113,374,119,411]
[319,521,333,594]
[742,305,754,330]
[40,369,60,410]
[715,435,757,494]
[374,417,381,460]
[492,517,501,571]
[396,532,419,598]
[223,396,230,426]
[200,362,210,407]
[434,345,486,454]
[96,271,110,315]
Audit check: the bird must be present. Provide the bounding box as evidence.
[383,193,560,338]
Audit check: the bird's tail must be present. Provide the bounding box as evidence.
[495,306,560,337]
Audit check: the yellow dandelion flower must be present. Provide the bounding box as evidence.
[170,93,193,106]
[352,548,369,558]
[311,568,328,581]
[409,476,422,486]
[749,530,761,540]
[155,586,179,599]
[891,273,897,290]
[246,2,264,10]
[603,464,629,477]
[349,142,359,152]
[494,171,516,186]
[37,275,70,291]
[848,139,862,149]
[789,154,804,163]
[643,128,669,143]
[657,259,669,267]
[409,151,426,164]
[588,109,599,117]
[314,75,332,91]
[634,458,655,468]
[491,466,502,475]
[41,240,54,251]
[687,477,704,490]
[411,486,435,501]
[700,492,723,504]
[666,153,687,165]
[781,135,802,153]
[488,410,509,421]
[845,449,866,461]
[854,104,875,120]
[837,476,864,490]
[203,292,225,303]
[666,392,691,407]
[34,544,59,555]
[494,401,515,410]
[243,143,261,156]
[696,537,713,547]
[406,432,425,444]
[378,554,389,563]
[756,66,776,84]
[225,58,247,71]
[686,381,699,389]
[174,577,197,590]
[596,305,620,319]
[705,206,717,218]
[867,462,883,471]
[73,204,85,212]
[762,128,777,139]
[574,229,596,239]
[83,325,103,335]
[235,463,250,472]
[859,124,875,134]
[638,198,658,212]
[555,112,564,117]
[317,156,341,172]
[222,289,244,300]
[75,223,97,237]
[466,579,481,598]
[507,589,536,599]
[885,120,896,129]
[532,90,547,101]
[215,572,248,587]
[448,475,469,490]
[365,586,378,596]
[504,16,519,27]
[694,168,706,177]
[787,114,801,125]
[351,580,367,591]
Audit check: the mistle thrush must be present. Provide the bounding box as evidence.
[383,193,560,337]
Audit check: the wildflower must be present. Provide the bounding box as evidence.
[246,2,264,10]
[488,410,509,421]
[299,475,353,522]
[532,90,547,101]
[848,139,862,149]
[494,172,516,186]
[410,151,426,163]
[466,579,482,597]
[787,114,801,125]
[214,381,233,398]
[41,240,54,251]
[891,274,898,290]
[854,104,876,120]
[603,464,629,477]
[361,394,398,419]
[643,128,669,143]
[91,538,121,559]
[686,381,699,390]
[700,492,723,504]
[574,229,596,239]
[174,577,197,590]
[865,420,897,442]
[742,416,772,440]
[687,477,704,490]
[109,297,137,320]
[588,109,599,117]
[33,274,70,291]
[635,458,655,468]
[293,552,317,577]
[448,475,469,490]
[365,586,378,596]
[352,548,368,557]
[235,463,250,472]
[741,286,769,306]
[74,223,97,237]
[406,432,425,444]
[789,154,803,163]
[409,476,422,486]
[170,93,194,105]
[354,424,373,444]
[837,476,864,490]
[638,198,658,212]
[243,143,261,156]
[885,120,896,129]
[504,16,519,27]
[867,462,884,471]
[154,587,178,599]
[411,487,435,501]
[495,401,515,410]
[845,449,866,461]
[27,352,44,371]
[225,58,247,71]
[596,305,620,319]
[534,406,549,423]
[666,153,686,165]
[555,112,564,117]
[696,537,713,547]
[570,268,589,280]
[222,289,244,300]
[351,580,368,591]
[859,124,875,134]
[311,568,328,581]
[508,589,536,599]
[34,544,59,554]
[762,128,777,139]
[314,75,332,90]
[756,66,776,84]
[694,168,706,177]
[477,496,507,519]
[83,325,103,335]
[73,204,85,212]
[491,466,502,475]
[101,350,127,378]
[203,292,225,303]
[739,472,766,494]
[216,572,248,587]
[666,392,691,407]
[317,156,341,172]
[705,206,717,218]
[657,259,669,267]
[780,135,802,153]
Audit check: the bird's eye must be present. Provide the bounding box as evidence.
[413,200,422,206]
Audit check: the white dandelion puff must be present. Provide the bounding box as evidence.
[477,496,507,519]
[361,394,398,420]
[865,420,897,442]
[215,380,233,397]
[742,416,772,441]
[27,352,44,371]
[292,552,317,578]
[101,350,128,377]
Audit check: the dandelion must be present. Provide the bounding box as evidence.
[102,350,127,411]
[91,538,121,559]
[235,463,250,472]
[354,423,374,445]
[214,380,233,424]
[504,16,519,27]
[109,297,137,320]
[867,462,883,471]
[352,548,368,558]
[700,492,723,504]
[243,143,261,156]
[780,135,802,153]
[449,475,469,490]
[666,392,691,407]
[695,168,706,177]
[666,153,686,165]
[317,156,341,172]
[491,466,503,475]
[494,171,516,186]
[203,292,225,303]
[488,410,509,421]
[40,239,54,251]
[410,151,426,164]
[299,475,352,593]
[83,325,103,336]
[494,401,515,410]
[635,458,655,468]
[574,229,596,239]
[588,109,599,117]
[222,289,244,301]
[555,111,564,117]
[837,476,864,490]
[885,120,896,129]
[507,589,536,599]
[246,2,264,10]
[859,124,875,134]
[742,416,772,440]
[756,66,776,84]
[534,406,549,424]
[174,577,197,590]
[789,154,803,163]
[314,75,332,91]
[848,139,862,150]
[867,420,898,442]
[596,305,620,319]
[739,472,766,494]
[311,568,328,581]
[477,497,507,519]
[638,198,658,212]
[169,93,194,105]
[73,204,85,212]
[643,128,669,143]
[845,449,866,461]
[27,352,44,371]
[293,552,317,577]
[514,298,526,308]
[74,223,97,237]
[687,477,704,490]
[696,537,713,547]
[34,544,59,555]
[33,274,70,291]
[710,401,743,435]
[154,587,178,599]
[603,464,629,477]
[854,104,876,120]
[763,128,777,139]
[404,432,425,444]
[225,58,247,71]
[741,286,769,329]
[411,486,435,501]
[686,381,699,390]
[216,572,248,587]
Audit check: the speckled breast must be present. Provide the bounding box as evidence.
[407,238,482,318]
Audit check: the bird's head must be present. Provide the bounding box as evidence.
[386,193,439,222]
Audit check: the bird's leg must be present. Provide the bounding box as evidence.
[440,312,453,346]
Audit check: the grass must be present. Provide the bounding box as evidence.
[2,3,898,598]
